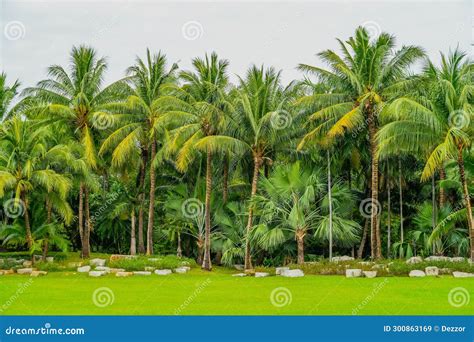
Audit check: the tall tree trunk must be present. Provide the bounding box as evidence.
[399,159,404,243]
[197,240,204,265]
[439,167,446,207]
[357,219,369,259]
[327,150,333,261]
[22,194,33,251]
[223,154,229,203]
[138,148,148,254]
[146,142,156,255]
[387,178,391,258]
[457,146,474,261]
[368,108,381,259]
[177,230,182,258]
[78,182,84,251]
[42,200,52,261]
[244,153,262,270]
[296,231,305,265]
[431,174,437,254]
[130,210,136,255]
[202,150,213,270]
[82,186,91,258]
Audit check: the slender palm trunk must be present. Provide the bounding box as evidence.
[431,174,437,254]
[22,194,33,250]
[42,200,52,261]
[202,150,213,270]
[327,150,333,261]
[457,146,474,261]
[399,159,404,243]
[82,186,91,258]
[78,183,84,249]
[223,155,229,204]
[138,148,148,254]
[197,240,204,265]
[146,142,156,255]
[244,153,262,270]
[439,167,446,207]
[177,231,182,258]
[130,210,136,255]
[387,179,391,258]
[296,230,305,265]
[357,219,369,259]
[368,109,381,259]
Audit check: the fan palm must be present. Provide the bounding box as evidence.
[297,27,425,258]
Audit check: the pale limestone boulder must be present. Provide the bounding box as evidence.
[346,269,362,278]
[452,271,474,278]
[409,270,426,277]
[116,271,133,277]
[232,273,246,277]
[281,269,304,277]
[255,272,269,277]
[90,258,106,267]
[77,266,91,273]
[363,271,377,278]
[95,266,111,273]
[174,267,189,274]
[89,271,106,277]
[425,266,439,276]
[17,268,34,275]
[154,269,172,275]
[30,271,47,277]
[332,256,354,262]
[275,267,289,275]
[133,271,152,276]
[406,256,423,264]
[22,260,32,267]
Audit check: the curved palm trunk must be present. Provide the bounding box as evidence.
[368,111,381,259]
[202,150,213,271]
[78,183,84,252]
[296,230,305,264]
[130,210,136,255]
[146,142,156,256]
[82,186,91,258]
[197,240,204,265]
[138,148,148,254]
[457,146,474,261]
[177,230,182,258]
[357,219,369,259]
[244,154,262,270]
[439,167,446,207]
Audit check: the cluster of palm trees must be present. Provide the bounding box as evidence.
[0,27,472,269]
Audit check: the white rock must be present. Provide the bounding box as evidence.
[450,257,465,262]
[154,269,172,275]
[22,260,32,267]
[90,258,106,267]
[281,269,304,277]
[95,266,111,272]
[346,269,362,278]
[255,272,270,277]
[115,271,133,277]
[425,266,439,276]
[16,268,34,274]
[174,267,189,274]
[46,257,54,263]
[134,271,152,276]
[275,267,290,275]
[452,271,474,278]
[409,270,426,277]
[30,271,47,277]
[77,266,91,273]
[406,256,423,264]
[363,271,377,278]
[109,268,126,273]
[89,271,106,277]
[332,256,354,262]
[232,273,247,277]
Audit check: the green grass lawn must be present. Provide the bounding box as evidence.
[0,268,472,315]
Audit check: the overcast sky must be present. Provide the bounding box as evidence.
[0,0,471,89]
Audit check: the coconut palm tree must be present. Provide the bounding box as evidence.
[0,117,72,259]
[0,72,20,121]
[160,52,231,270]
[297,27,425,258]
[377,49,473,260]
[100,49,178,255]
[21,45,127,258]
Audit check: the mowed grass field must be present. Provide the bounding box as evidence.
[0,269,473,315]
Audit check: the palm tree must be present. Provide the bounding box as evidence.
[377,49,473,260]
[297,27,425,259]
[0,117,72,259]
[0,72,20,121]
[160,52,230,270]
[22,45,127,258]
[100,49,178,255]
